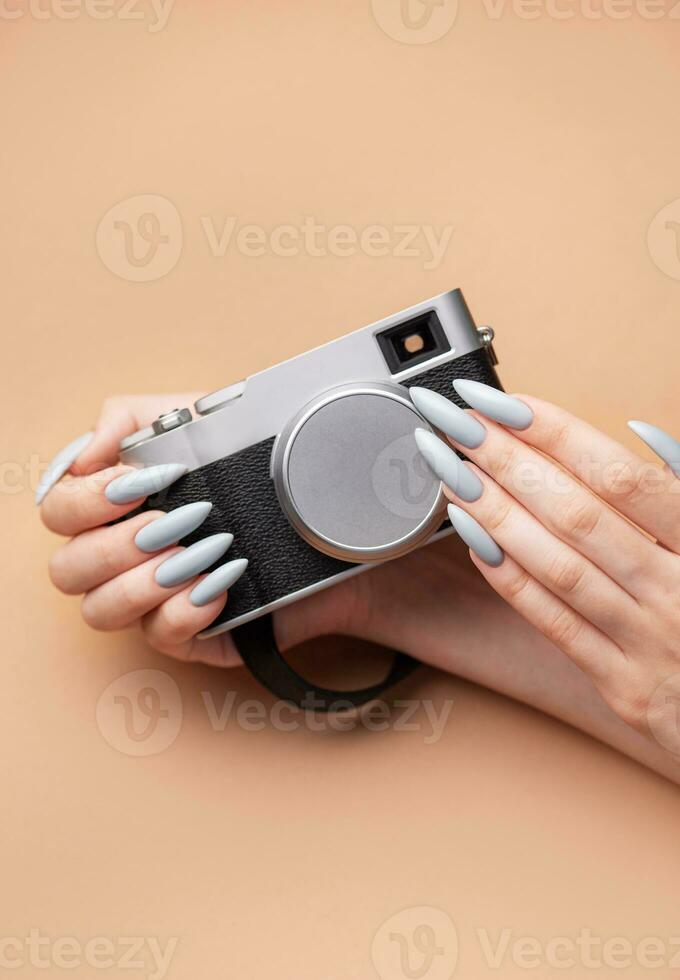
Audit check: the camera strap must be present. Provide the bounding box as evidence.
[231,614,419,712]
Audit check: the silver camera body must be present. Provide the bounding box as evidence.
[119,289,500,636]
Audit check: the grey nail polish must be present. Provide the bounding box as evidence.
[105,463,188,504]
[155,533,234,588]
[628,420,680,478]
[453,379,533,431]
[414,428,483,502]
[190,558,249,607]
[35,431,94,505]
[135,501,213,553]
[447,504,504,567]
[410,386,486,449]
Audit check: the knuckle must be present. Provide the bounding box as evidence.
[81,594,105,631]
[158,598,189,639]
[113,573,139,619]
[39,492,63,534]
[92,530,119,581]
[558,495,602,540]
[47,549,69,592]
[506,568,532,602]
[605,683,649,733]
[484,497,514,535]
[543,416,571,456]
[64,484,90,532]
[546,607,584,648]
[492,447,521,490]
[606,462,648,504]
[546,552,588,595]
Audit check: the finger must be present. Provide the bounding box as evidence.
[40,465,139,536]
[141,580,240,666]
[71,398,140,476]
[446,417,667,600]
[509,395,680,552]
[48,510,164,595]
[81,549,189,631]
[466,548,620,682]
[71,393,201,477]
[443,468,639,647]
[41,459,189,536]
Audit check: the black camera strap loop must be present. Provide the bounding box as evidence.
[231,615,419,712]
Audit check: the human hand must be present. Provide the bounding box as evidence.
[38,393,517,673]
[39,394,257,667]
[410,380,680,772]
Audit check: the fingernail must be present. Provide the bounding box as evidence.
[410,387,486,449]
[628,420,680,478]
[155,533,234,588]
[447,504,504,567]
[190,558,249,607]
[452,379,533,431]
[414,428,483,502]
[105,463,188,505]
[35,431,94,505]
[135,501,213,553]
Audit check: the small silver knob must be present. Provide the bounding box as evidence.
[152,408,192,435]
[477,325,498,366]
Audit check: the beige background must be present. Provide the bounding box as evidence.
[3,2,680,978]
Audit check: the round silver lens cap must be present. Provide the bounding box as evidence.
[271,381,446,563]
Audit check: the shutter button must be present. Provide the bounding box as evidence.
[152,408,192,435]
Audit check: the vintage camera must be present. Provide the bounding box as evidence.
[120,289,502,706]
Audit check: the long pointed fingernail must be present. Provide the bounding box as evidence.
[447,504,504,567]
[105,463,188,504]
[452,379,533,430]
[35,431,94,505]
[135,501,213,553]
[190,558,249,607]
[628,420,680,477]
[155,533,234,588]
[410,387,486,448]
[414,428,483,502]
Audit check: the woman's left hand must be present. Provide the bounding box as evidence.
[411,380,680,771]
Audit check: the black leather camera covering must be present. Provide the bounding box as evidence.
[136,347,502,630]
